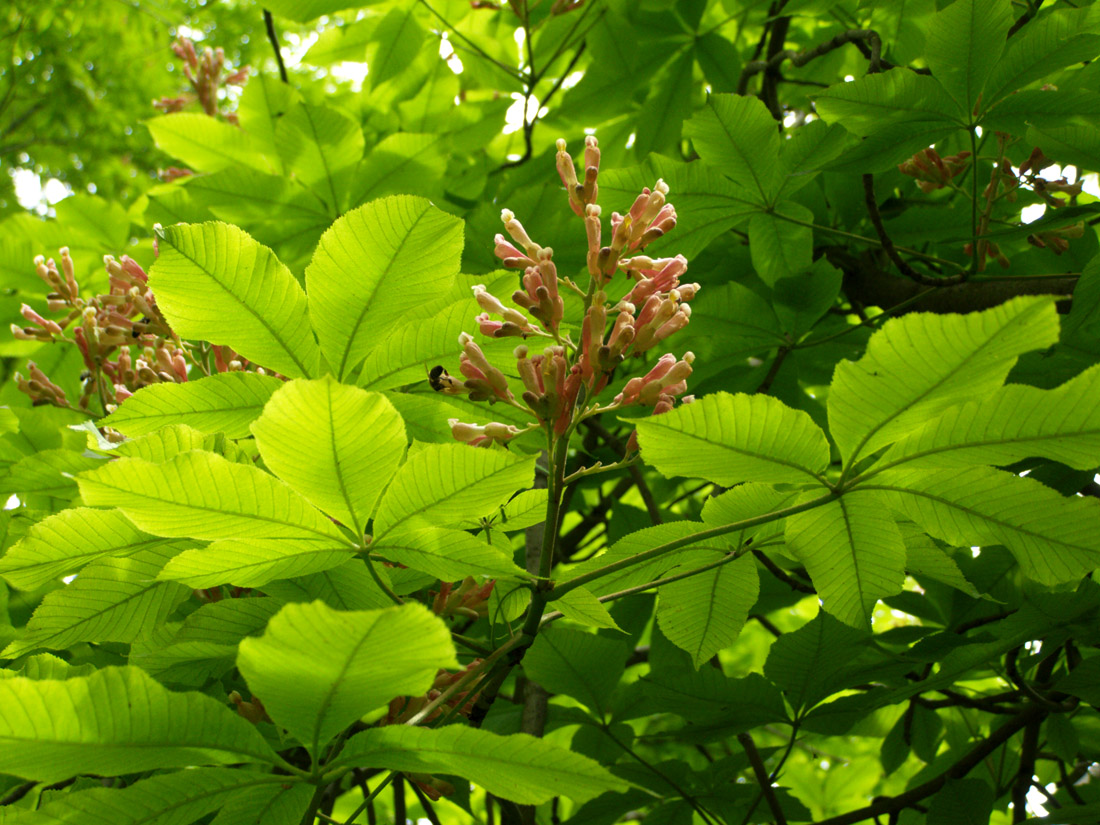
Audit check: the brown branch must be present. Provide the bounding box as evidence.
[811,706,1044,825]
[739,29,883,95]
[263,10,289,84]
[756,345,791,394]
[1007,0,1045,38]
[738,732,788,825]
[753,548,815,593]
[1013,717,1042,822]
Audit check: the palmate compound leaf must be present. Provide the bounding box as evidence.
[864,466,1100,585]
[874,363,1100,472]
[3,545,190,657]
[0,666,276,783]
[372,442,537,538]
[24,768,301,825]
[522,626,631,718]
[368,527,528,581]
[157,537,358,589]
[151,222,320,379]
[237,600,457,754]
[0,507,176,591]
[633,392,830,486]
[656,551,758,668]
[785,490,907,629]
[100,372,284,439]
[252,377,407,534]
[828,295,1060,467]
[330,725,629,805]
[77,450,352,544]
[306,195,464,380]
[924,0,1011,114]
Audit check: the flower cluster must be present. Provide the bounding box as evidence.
[12,248,261,413]
[437,136,697,452]
[154,37,249,120]
[429,576,496,619]
[898,148,972,193]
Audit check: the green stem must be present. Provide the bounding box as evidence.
[550,494,836,600]
[363,554,404,606]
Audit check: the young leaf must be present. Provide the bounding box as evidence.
[332,725,629,804]
[77,451,351,543]
[372,443,536,538]
[237,601,457,753]
[99,372,284,439]
[923,0,1012,113]
[828,295,1060,466]
[3,545,190,657]
[876,363,1100,472]
[369,527,527,580]
[553,586,624,632]
[0,508,172,591]
[0,667,276,782]
[867,466,1100,585]
[634,392,830,486]
[306,195,464,380]
[151,222,320,379]
[158,537,358,589]
[252,377,406,534]
[785,491,907,629]
[657,552,759,668]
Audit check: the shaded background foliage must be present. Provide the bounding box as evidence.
[2,0,1100,823]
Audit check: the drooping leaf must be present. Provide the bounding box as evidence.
[828,296,1060,465]
[306,195,464,380]
[867,466,1100,585]
[634,392,830,486]
[100,372,284,439]
[3,545,189,657]
[875,363,1100,472]
[0,508,173,591]
[252,377,406,534]
[77,451,351,543]
[332,725,629,804]
[524,625,630,717]
[151,222,320,379]
[0,666,276,782]
[657,552,758,667]
[785,491,907,629]
[373,443,536,538]
[369,527,527,580]
[237,601,457,753]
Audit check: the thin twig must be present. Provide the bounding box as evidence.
[263,10,289,84]
[738,732,788,825]
[739,29,882,94]
[752,548,815,593]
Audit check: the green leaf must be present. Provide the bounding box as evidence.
[1028,122,1100,175]
[876,363,1100,472]
[261,0,366,22]
[924,0,1012,113]
[635,50,694,157]
[146,113,269,174]
[0,508,173,591]
[748,202,813,284]
[0,666,275,782]
[263,559,395,611]
[252,377,406,534]
[373,443,536,538]
[29,770,297,825]
[900,523,982,598]
[786,491,906,629]
[524,625,630,717]
[370,527,527,580]
[983,8,1100,107]
[209,781,315,825]
[107,424,250,464]
[158,537,357,589]
[634,392,830,485]
[763,612,874,712]
[814,71,963,134]
[357,301,468,391]
[828,296,1060,465]
[332,725,629,804]
[772,258,843,337]
[237,601,456,753]
[303,17,377,64]
[306,195,464,379]
[554,586,624,632]
[926,778,994,825]
[152,222,320,379]
[100,372,284,439]
[868,466,1100,585]
[701,483,800,538]
[695,32,742,94]
[3,545,189,657]
[684,94,781,202]
[0,449,100,499]
[275,103,364,213]
[368,7,426,89]
[77,451,351,543]
[345,132,448,208]
[657,552,758,667]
